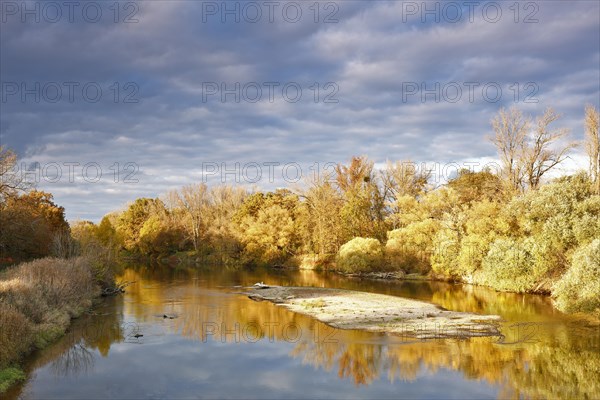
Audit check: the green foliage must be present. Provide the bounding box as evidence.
[336,237,385,273]
[0,367,26,393]
[553,239,600,315]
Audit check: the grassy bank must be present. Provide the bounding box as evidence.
[0,257,110,392]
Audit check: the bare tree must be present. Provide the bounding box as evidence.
[490,107,529,191]
[584,105,600,194]
[490,107,575,191]
[0,146,32,200]
[381,160,431,200]
[522,108,577,190]
[173,183,209,251]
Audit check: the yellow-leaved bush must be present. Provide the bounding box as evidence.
[553,239,600,316]
[336,237,385,273]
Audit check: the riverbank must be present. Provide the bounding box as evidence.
[245,285,502,339]
[0,257,112,393]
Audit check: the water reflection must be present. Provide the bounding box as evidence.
[8,265,600,399]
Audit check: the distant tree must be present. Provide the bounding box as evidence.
[0,146,32,201]
[584,105,600,194]
[300,174,344,258]
[381,160,431,199]
[522,108,576,190]
[171,183,209,251]
[490,107,576,191]
[233,190,304,265]
[116,198,165,252]
[490,107,529,191]
[447,169,503,204]
[335,156,388,241]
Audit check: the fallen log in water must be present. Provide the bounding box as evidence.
[101,281,135,296]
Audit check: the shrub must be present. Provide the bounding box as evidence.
[430,229,461,278]
[479,238,538,292]
[0,368,26,393]
[336,237,384,273]
[0,304,32,368]
[553,239,600,315]
[15,257,98,310]
[385,219,439,273]
[0,256,103,379]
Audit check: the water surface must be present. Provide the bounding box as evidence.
[7,264,600,399]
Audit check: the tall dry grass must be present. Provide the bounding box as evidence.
[0,257,100,369]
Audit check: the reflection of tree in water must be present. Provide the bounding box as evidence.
[49,342,94,377]
[22,296,126,380]
[109,266,600,397]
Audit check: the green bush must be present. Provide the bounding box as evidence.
[336,237,384,273]
[553,239,600,315]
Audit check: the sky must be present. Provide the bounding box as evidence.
[1,0,599,222]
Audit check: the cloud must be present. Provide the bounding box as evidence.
[1,0,598,221]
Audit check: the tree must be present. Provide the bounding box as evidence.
[233,190,305,265]
[116,198,165,252]
[382,160,430,199]
[490,107,529,191]
[335,156,388,241]
[0,190,68,261]
[300,174,344,258]
[584,105,600,194]
[490,107,576,191]
[447,169,503,204]
[522,108,576,190]
[0,146,32,201]
[336,237,385,273]
[171,184,209,251]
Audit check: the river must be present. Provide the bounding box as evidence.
[6,264,600,399]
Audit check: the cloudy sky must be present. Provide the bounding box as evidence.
[1,0,599,221]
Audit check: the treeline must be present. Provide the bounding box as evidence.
[76,105,600,316]
[0,147,119,392]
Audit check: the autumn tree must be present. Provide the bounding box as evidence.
[0,146,32,201]
[299,173,344,259]
[0,190,69,261]
[447,169,503,204]
[584,105,600,194]
[233,189,305,265]
[170,183,209,251]
[116,198,165,252]
[335,156,387,241]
